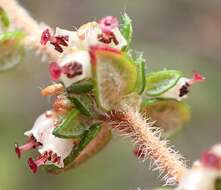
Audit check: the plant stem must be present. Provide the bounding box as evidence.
[0,0,58,60]
[105,108,187,185]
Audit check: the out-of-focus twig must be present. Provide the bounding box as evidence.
[0,0,58,60]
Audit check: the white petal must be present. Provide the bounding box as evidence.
[24,110,74,168]
[38,127,74,168]
[159,77,190,101]
[77,23,127,50]
[111,27,127,49]
[55,27,80,53]
[24,111,54,143]
[211,144,221,157]
[176,168,221,190]
[58,50,92,87]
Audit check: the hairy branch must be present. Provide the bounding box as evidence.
[0,0,58,60]
[104,108,187,185]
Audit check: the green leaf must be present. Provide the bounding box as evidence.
[45,123,103,173]
[67,79,94,94]
[120,13,133,46]
[145,70,182,97]
[77,123,102,151]
[215,178,221,190]
[135,53,146,94]
[0,31,26,72]
[53,109,86,139]
[0,31,25,42]
[0,7,10,28]
[69,94,94,117]
[141,99,190,137]
[91,46,137,111]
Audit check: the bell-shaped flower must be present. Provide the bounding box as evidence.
[15,111,74,173]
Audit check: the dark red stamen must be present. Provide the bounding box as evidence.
[49,62,62,80]
[51,153,61,164]
[15,137,41,158]
[97,31,119,45]
[40,28,69,53]
[62,62,83,78]
[179,82,190,97]
[28,152,49,173]
[50,35,69,53]
[28,151,61,173]
[28,157,38,173]
[201,151,221,169]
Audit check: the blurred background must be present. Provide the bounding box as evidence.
[0,0,221,189]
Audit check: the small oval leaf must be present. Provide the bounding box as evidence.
[145,70,182,97]
[0,7,10,28]
[45,123,104,173]
[69,94,94,117]
[135,54,146,94]
[67,79,94,94]
[120,13,133,46]
[53,109,86,139]
[141,99,190,137]
[0,31,26,72]
[90,46,137,111]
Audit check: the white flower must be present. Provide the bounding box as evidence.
[159,77,190,101]
[176,166,221,190]
[16,110,74,172]
[58,50,92,87]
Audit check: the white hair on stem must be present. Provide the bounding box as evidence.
[105,107,187,185]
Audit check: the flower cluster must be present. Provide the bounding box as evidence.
[15,111,74,173]
[15,15,128,173]
[15,14,203,179]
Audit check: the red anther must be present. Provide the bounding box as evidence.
[57,156,61,164]
[47,150,53,161]
[28,157,38,173]
[99,16,119,32]
[40,28,51,45]
[62,62,83,78]
[14,136,41,158]
[27,152,49,173]
[49,62,62,80]
[51,153,58,163]
[201,151,221,169]
[97,31,119,45]
[50,35,69,53]
[40,28,69,53]
[53,36,69,46]
[51,43,63,53]
[15,143,21,158]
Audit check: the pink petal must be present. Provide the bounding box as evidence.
[49,62,61,80]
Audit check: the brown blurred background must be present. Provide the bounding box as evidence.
[0,0,221,189]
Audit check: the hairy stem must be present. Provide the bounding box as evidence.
[0,0,58,60]
[105,108,187,185]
